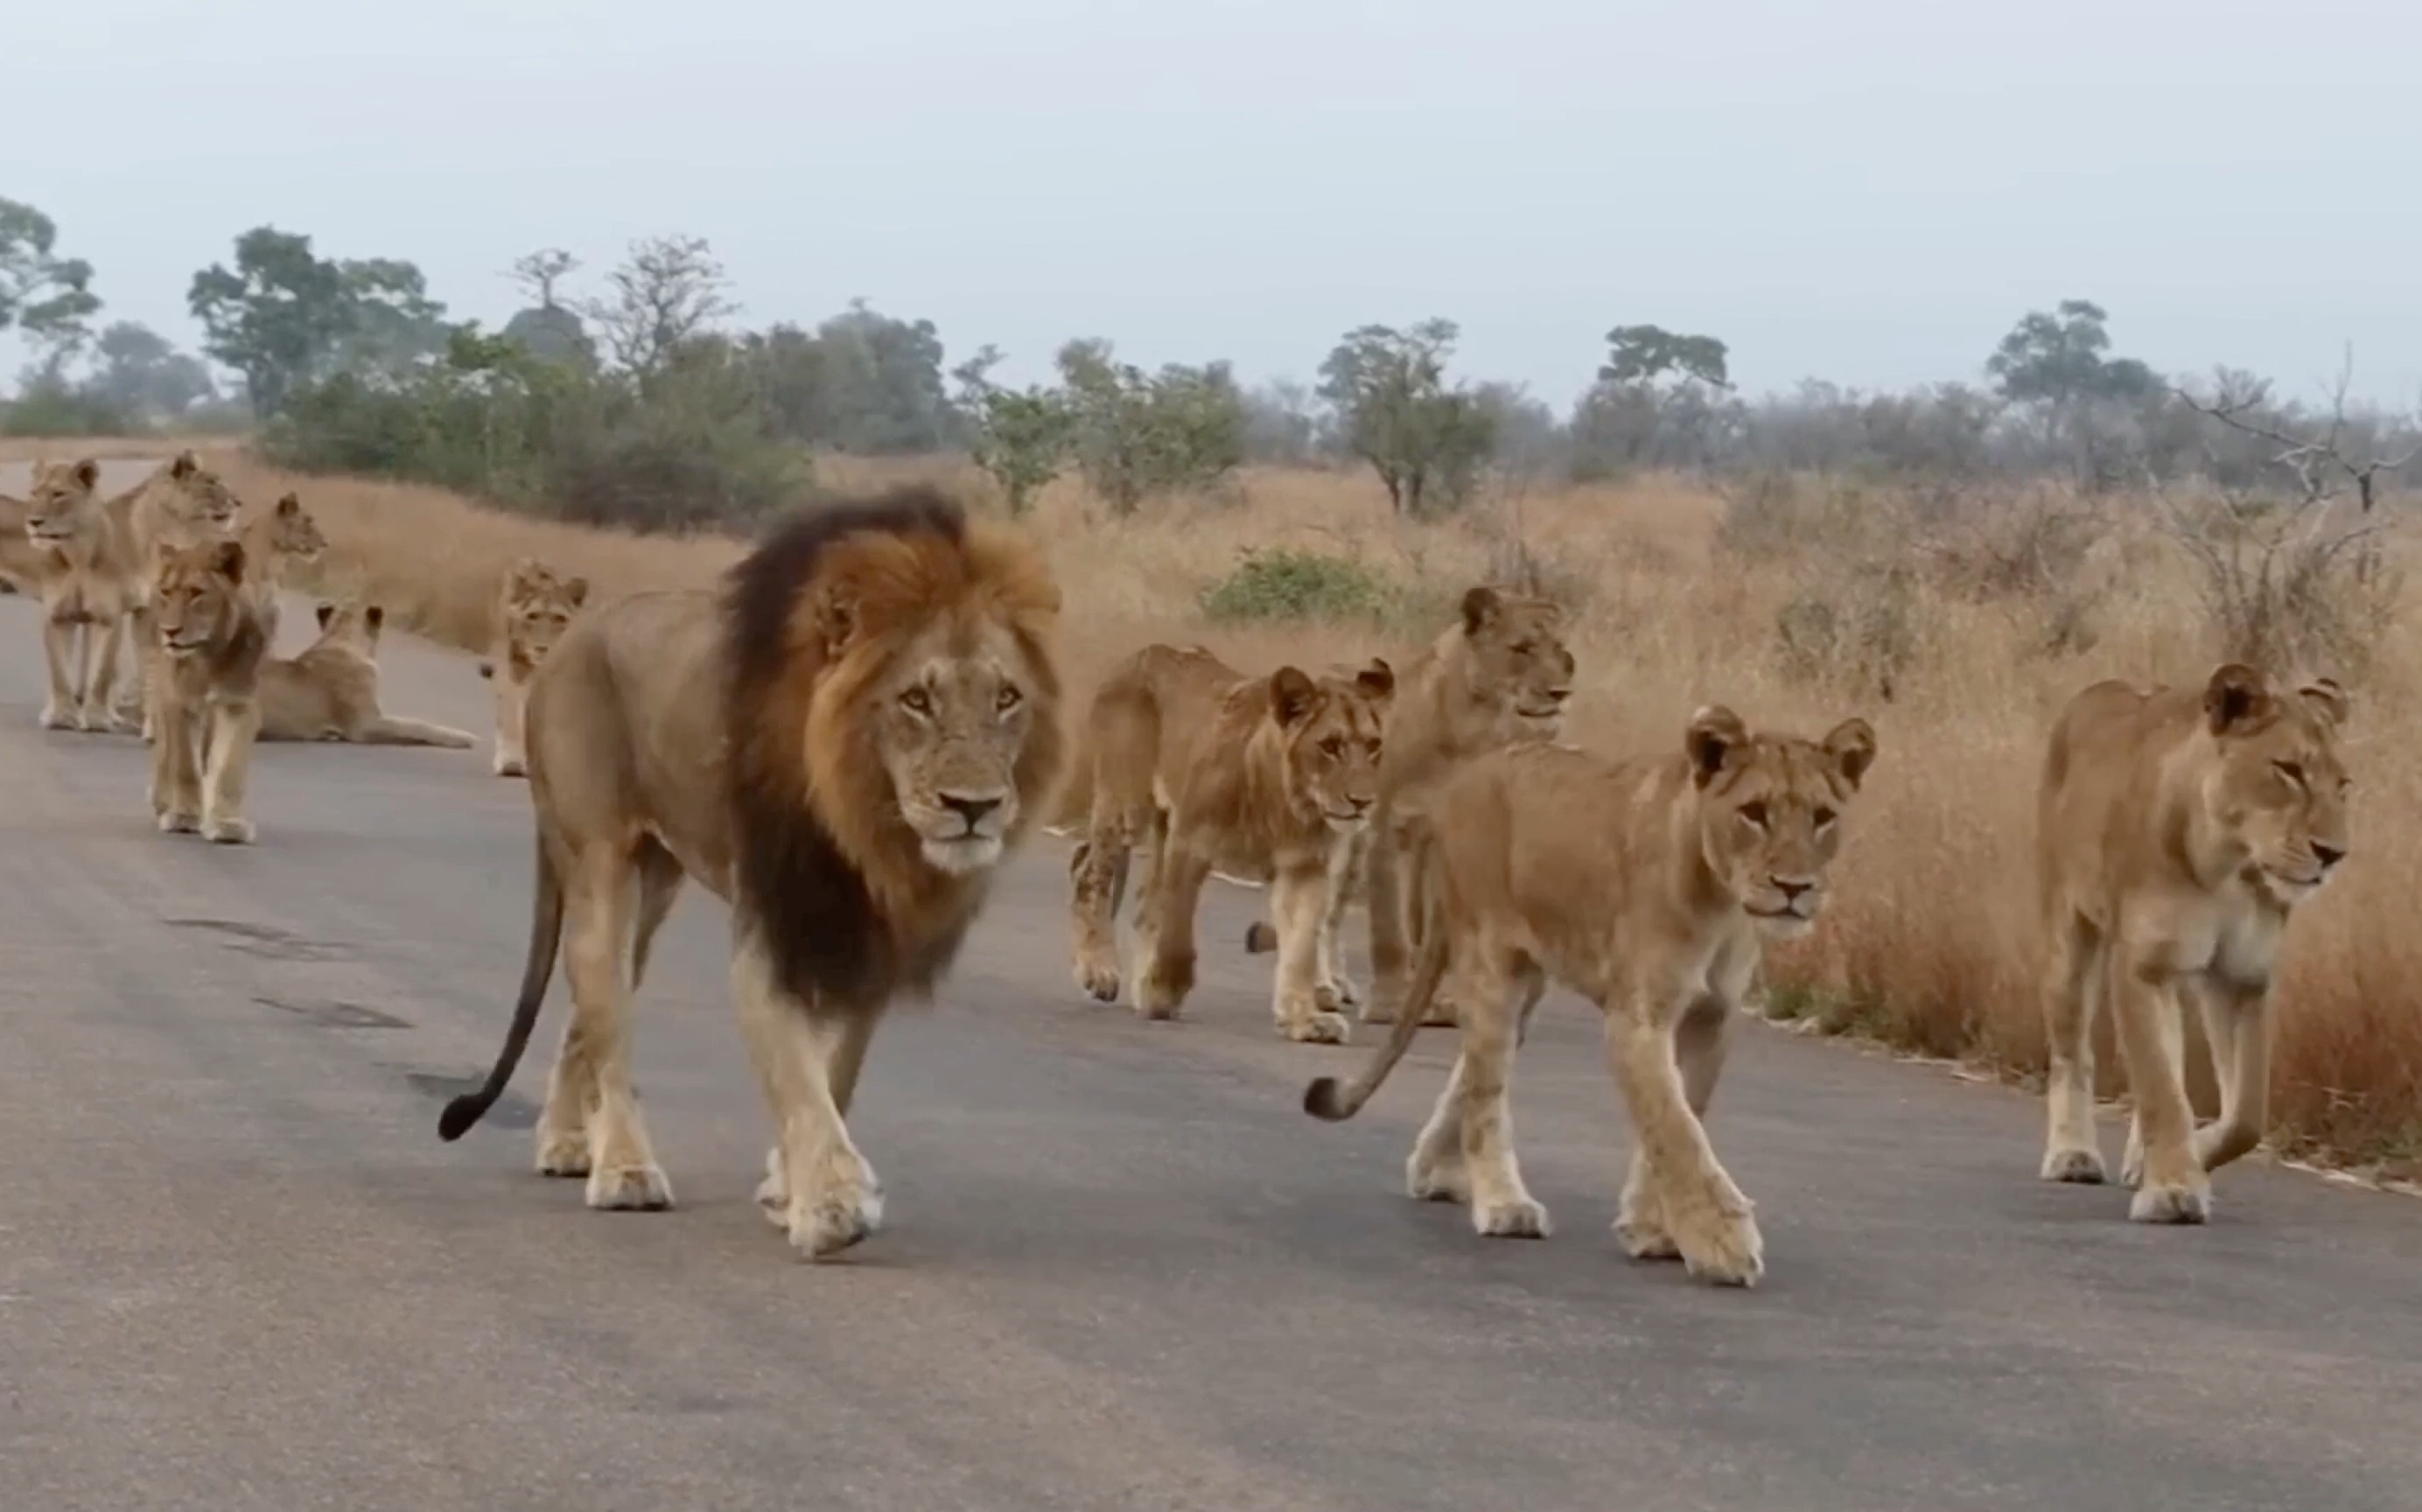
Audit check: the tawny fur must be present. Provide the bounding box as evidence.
[433,486,1066,1264]
[1235,584,1577,1029]
[147,537,270,845]
[2033,662,2353,1226]
[478,556,590,778]
[0,491,46,593]
[1302,707,1878,1288]
[257,601,478,747]
[108,452,248,739]
[228,492,328,649]
[1065,642,1395,1044]
[21,458,141,734]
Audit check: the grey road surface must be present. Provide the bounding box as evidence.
[3,460,2419,1512]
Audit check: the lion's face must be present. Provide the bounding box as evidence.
[1685,704,1879,942]
[153,540,250,659]
[2199,664,2352,906]
[870,613,1054,875]
[312,599,385,656]
[260,493,328,563]
[503,561,589,670]
[1273,659,1396,834]
[24,458,102,544]
[150,451,242,536]
[1460,585,1576,738]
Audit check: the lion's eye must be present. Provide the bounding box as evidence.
[1320,736,1344,759]
[2273,760,2306,788]
[900,687,934,716]
[1813,806,1838,828]
[1739,801,1768,828]
[1509,640,1534,657]
[996,683,1023,713]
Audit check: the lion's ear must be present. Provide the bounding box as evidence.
[1270,665,1320,727]
[276,492,301,516]
[1460,584,1502,634]
[1684,704,1747,788]
[564,575,590,607]
[2297,676,2350,730]
[1354,656,1396,704]
[1821,716,1879,789]
[315,602,336,629]
[210,538,247,584]
[811,584,858,658]
[170,450,199,480]
[71,458,100,490]
[477,660,494,681]
[2202,662,2270,734]
[365,605,385,631]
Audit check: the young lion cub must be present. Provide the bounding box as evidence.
[148,537,270,844]
[1303,705,1878,1288]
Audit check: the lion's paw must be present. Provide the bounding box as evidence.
[584,1161,674,1211]
[789,1184,886,1260]
[1313,976,1364,1015]
[1073,956,1122,1004]
[1615,1213,1683,1261]
[157,808,201,836]
[1406,1152,1470,1204]
[1282,1008,1351,1046]
[1133,957,1191,1021]
[2040,1145,2108,1185]
[1473,1194,1551,1239]
[38,702,73,732]
[1676,1210,1765,1287]
[492,752,527,779]
[202,815,256,846]
[535,1130,590,1178]
[2128,1179,2211,1226]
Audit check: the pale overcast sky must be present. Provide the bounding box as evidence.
[9,0,2421,410]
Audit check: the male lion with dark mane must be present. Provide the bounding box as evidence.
[2034,662,2351,1225]
[1237,584,1574,1025]
[1303,705,1878,1288]
[1066,643,1394,1044]
[436,486,1066,1261]
[477,557,590,778]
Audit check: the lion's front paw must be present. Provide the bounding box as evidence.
[787,1168,886,1260]
[1313,975,1363,1014]
[493,751,527,779]
[1133,953,1192,1020]
[1675,1208,1765,1287]
[157,808,200,835]
[202,815,256,845]
[1278,991,1352,1045]
[1616,1187,1683,1260]
[1073,954,1122,1004]
[535,1129,591,1178]
[1473,1194,1551,1238]
[38,701,73,732]
[2040,1144,2108,1184]
[584,1160,675,1211]
[1406,1150,1470,1204]
[2129,1178,2211,1226]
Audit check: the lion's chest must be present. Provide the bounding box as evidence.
[45,575,123,625]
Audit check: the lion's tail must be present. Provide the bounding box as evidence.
[1302,901,1450,1122]
[438,829,564,1141]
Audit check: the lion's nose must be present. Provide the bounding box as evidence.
[2313,840,2347,872]
[939,793,1003,830]
[1772,877,1816,904]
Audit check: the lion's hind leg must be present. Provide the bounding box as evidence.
[2038,909,2110,1185]
[551,842,673,1209]
[1068,697,1158,1004]
[1448,955,1550,1238]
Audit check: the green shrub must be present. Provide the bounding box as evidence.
[1200,549,1395,624]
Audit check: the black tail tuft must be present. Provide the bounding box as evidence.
[1303,1076,1348,1120]
[437,1095,486,1142]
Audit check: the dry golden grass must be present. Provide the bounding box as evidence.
[44,438,2422,1175]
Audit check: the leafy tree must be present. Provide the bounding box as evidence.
[1054,338,1245,514]
[951,346,1076,516]
[1986,299,2155,405]
[1600,324,1731,389]
[86,321,217,420]
[187,226,451,416]
[1315,319,1495,515]
[0,197,102,374]
[500,247,593,367]
[810,298,956,453]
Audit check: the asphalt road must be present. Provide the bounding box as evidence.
[3,460,2419,1512]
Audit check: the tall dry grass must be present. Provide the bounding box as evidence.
[87,442,2422,1174]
